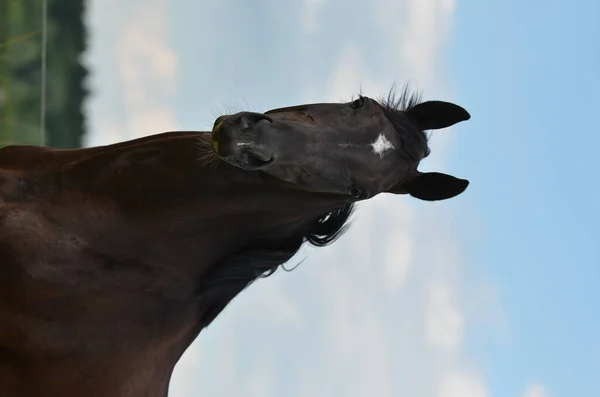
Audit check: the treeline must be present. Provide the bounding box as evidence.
[0,0,88,148]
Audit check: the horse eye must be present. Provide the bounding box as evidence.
[349,186,366,199]
[350,96,366,109]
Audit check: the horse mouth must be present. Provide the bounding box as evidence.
[239,152,274,170]
[210,130,275,170]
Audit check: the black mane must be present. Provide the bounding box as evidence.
[378,84,432,161]
[197,204,354,327]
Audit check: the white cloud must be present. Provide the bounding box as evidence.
[522,384,549,397]
[426,281,464,351]
[326,42,366,101]
[437,371,489,397]
[301,0,328,34]
[82,0,178,147]
[383,229,413,291]
[400,0,444,83]
[440,0,457,13]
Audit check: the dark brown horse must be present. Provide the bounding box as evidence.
[0,88,470,397]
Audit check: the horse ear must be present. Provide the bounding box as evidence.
[406,101,470,130]
[390,172,469,201]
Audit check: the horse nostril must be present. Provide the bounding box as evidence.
[240,112,273,128]
[260,114,274,123]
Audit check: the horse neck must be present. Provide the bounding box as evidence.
[0,133,347,397]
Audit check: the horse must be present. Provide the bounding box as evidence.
[0,87,470,397]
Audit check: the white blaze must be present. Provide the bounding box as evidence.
[370,133,395,158]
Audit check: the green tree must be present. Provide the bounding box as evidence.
[0,0,89,149]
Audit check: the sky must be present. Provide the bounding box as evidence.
[81,0,599,396]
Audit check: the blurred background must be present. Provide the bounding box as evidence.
[1,0,598,396]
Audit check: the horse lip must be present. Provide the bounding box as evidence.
[229,154,274,171]
[211,137,220,154]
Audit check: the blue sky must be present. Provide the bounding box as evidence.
[450,0,600,396]
[82,0,598,396]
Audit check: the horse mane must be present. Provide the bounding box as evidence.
[377,83,423,112]
[197,204,355,327]
[378,84,432,161]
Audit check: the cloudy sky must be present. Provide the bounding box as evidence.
[81,0,599,396]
